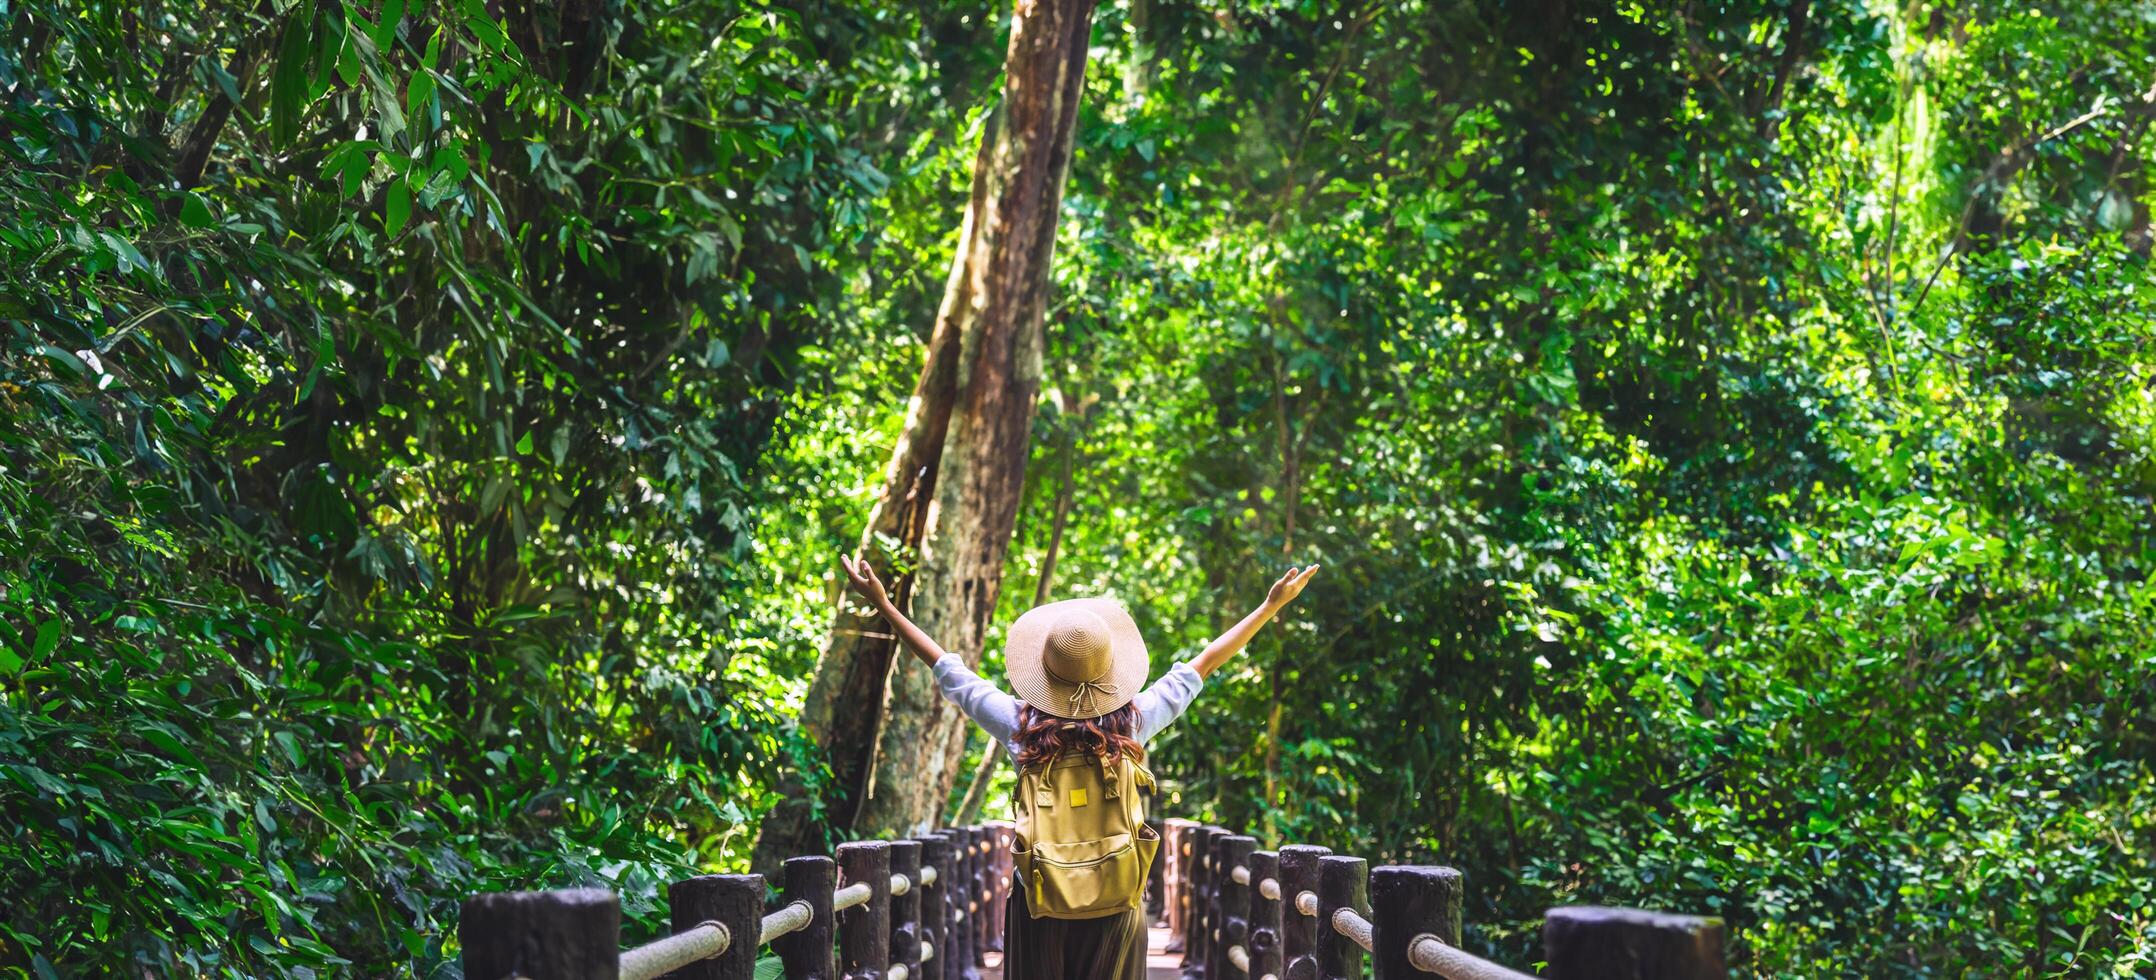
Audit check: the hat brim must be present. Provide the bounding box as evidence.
[1003,597,1148,719]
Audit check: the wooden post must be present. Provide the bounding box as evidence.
[1165,820,1196,955]
[1368,866,1462,980]
[1278,845,1331,980]
[1247,850,1282,980]
[1221,828,1245,978]
[1542,907,1726,980]
[461,888,619,980]
[1180,825,1211,980]
[1146,817,1168,921]
[986,821,1014,954]
[1212,835,1256,980]
[961,826,985,977]
[667,874,765,980]
[938,829,963,980]
[1203,829,1222,977]
[889,840,922,975]
[1277,844,1332,980]
[1209,828,1235,976]
[942,828,966,980]
[916,834,951,980]
[838,841,892,980]
[1316,856,1368,980]
[776,856,837,980]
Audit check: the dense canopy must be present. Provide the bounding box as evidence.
[3,0,2153,975]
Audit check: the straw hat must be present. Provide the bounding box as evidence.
[1003,597,1148,719]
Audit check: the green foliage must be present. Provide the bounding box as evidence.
[976,0,2156,975]
[7,0,2156,976]
[0,0,982,973]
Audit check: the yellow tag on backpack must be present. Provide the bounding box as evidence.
[1010,750,1160,919]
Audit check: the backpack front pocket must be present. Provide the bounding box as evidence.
[1022,832,1153,919]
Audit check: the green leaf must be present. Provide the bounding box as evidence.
[465,8,511,54]
[100,232,151,276]
[384,177,411,236]
[270,2,318,144]
[140,726,203,771]
[515,430,534,455]
[312,2,346,93]
[179,193,215,229]
[405,69,436,125]
[341,148,371,198]
[34,346,88,380]
[335,20,363,86]
[272,731,303,766]
[372,0,406,50]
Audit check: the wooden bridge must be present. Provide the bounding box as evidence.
[460,818,1724,979]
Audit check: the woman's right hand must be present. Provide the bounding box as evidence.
[840,553,891,609]
[1265,564,1320,610]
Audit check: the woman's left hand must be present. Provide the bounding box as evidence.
[840,553,892,608]
[1266,564,1320,610]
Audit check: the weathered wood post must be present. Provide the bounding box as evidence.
[1146,817,1167,920]
[1277,845,1332,980]
[776,856,837,980]
[1212,835,1256,980]
[916,834,951,980]
[667,874,765,980]
[937,829,961,977]
[889,840,922,975]
[987,821,1014,953]
[1180,825,1211,980]
[1167,821,1196,956]
[1316,856,1368,980]
[461,888,620,980]
[1543,907,1726,979]
[941,828,966,980]
[1368,866,1462,980]
[1209,827,1239,977]
[838,841,892,980]
[1165,817,1196,947]
[962,826,986,975]
[935,830,959,973]
[1200,828,1225,980]
[1247,850,1282,980]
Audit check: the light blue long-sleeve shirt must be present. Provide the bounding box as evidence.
[933,654,1205,760]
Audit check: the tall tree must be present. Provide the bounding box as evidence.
[753,0,1099,864]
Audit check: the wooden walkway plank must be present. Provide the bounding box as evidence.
[977,924,1179,980]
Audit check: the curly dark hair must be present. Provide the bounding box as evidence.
[1012,701,1145,770]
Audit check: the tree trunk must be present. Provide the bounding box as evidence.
[951,736,1001,825]
[753,0,1097,865]
[1034,404,1087,606]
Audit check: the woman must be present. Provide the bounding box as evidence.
[837,553,1320,980]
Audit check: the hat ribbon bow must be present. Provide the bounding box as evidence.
[1066,678,1120,716]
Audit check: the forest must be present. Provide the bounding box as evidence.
[4,0,2155,975]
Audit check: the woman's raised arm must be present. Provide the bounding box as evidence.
[839,553,948,667]
[1189,564,1320,678]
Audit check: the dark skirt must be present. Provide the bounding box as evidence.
[1003,886,1147,980]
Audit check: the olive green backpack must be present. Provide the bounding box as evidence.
[1010,749,1161,919]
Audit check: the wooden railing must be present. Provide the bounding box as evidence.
[1162,818,1727,980]
[458,816,1725,979]
[460,823,1017,980]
